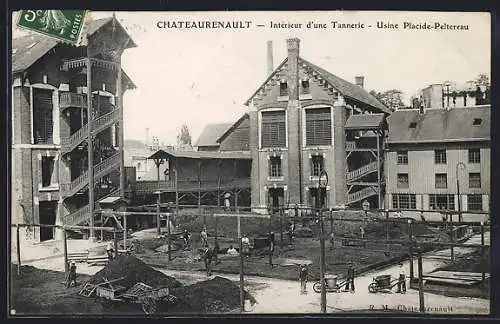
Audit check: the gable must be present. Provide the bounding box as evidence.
[195,123,232,147]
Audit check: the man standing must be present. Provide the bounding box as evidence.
[344,264,355,293]
[106,242,114,262]
[66,261,78,288]
[202,244,214,277]
[397,263,407,293]
[200,227,208,247]
[241,234,250,258]
[288,224,295,245]
[299,264,308,295]
[269,232,275,267]
[329,232,335,250]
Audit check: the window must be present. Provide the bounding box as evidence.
[473,118,482,126]
[467,194,483,211]
[434,149,447,164]
[41,156,55,187]
[261,111,286,148]
[301,80,310,95]
[397,151,408,165]
[279,82,288,97]
[435,173,448,188]
[468,149,480,163]
[311,155,324,177]
[305,107,332,146]
[409,122,417,128]
[469,173,481,188]
[429,194,455,210]
[33,88,53,144]
[269,157,282,177]
[392,194,416,209]
[397,173,409,188]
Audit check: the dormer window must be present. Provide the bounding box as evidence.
[279,82,288,97]
[473,118,482,126]
[409,122,417,128]
[301,80,310,95]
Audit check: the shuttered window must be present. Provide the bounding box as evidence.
[261,111,286,148]
[306,107,332,146]
[33,88,53,144]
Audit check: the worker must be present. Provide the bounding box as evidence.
[359,226,365,239]
[200,227,208,247]
[213,243,221,265]
[397,263,407,293]
[182,230,191,250]
[106,242,114,262]
[227,245,238,255]
[224,192,231,211]
[66,261,78,288]
[202,244,214,276]
[241,234,250,258]
[344,264,355,293]
[288,223,295,245]
[299,264,308,294]
[269,232,275,267]
[329,232,335,249]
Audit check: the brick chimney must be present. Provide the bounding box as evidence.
[355,76,364,88]
[286,38,300,101]
[266,41,274,76]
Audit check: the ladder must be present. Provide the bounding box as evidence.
[79,282,97,297]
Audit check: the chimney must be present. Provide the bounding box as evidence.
[286,38,300,100]
[145,128,150,146]
[266,41,274,76]
[355,76,364,88]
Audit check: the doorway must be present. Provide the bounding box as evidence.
[39,201,57,241]
[268,188,284,213]
[309,187,327,211]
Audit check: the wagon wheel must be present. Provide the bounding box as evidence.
[313,282,322,293]
[142,297,157,315]
[101,298,114,309]
[368,282,378,293]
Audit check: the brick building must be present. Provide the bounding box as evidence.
[245,39,391,211]
[385,105,490,222]
[11,17,136,241]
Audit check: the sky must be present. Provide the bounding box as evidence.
[12,11,490,145]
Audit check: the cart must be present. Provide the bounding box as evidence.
[312,275,348,293]
[92,278,178,314]
[368,275,400,293]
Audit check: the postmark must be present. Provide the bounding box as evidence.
[16,10,89,46]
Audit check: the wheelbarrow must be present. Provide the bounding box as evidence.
[368,275,400,293]
[313,275,348,293]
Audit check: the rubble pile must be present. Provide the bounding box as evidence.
[88,255,182,290]
[170,276,255,313]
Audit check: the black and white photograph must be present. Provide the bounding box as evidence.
[9,10,491,316]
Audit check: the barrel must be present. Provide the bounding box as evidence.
[325,274,338,287]
[375,275,391,287]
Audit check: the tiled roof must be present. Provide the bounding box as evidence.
[345,113,386,130]
[300,58,391,113]
[12,16,136,85]
[147,149,251,160]
[194,123,232,147]
[387,106,490,144]
[245,55,390,114]
[217,113,249,143]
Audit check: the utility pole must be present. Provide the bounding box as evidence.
[408,219,414,281]
[318,170,328,314]
[418,253,425,313]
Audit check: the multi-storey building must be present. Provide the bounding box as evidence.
[11,17,136,242]
[385,105,490,221]
[245,39,391,211]
[413,82,490,110]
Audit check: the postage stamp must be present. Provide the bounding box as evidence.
[16,10,89,45]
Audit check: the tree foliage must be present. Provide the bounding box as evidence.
[475,73,490,87]
[178,123,192,145]
[369,89,405,111]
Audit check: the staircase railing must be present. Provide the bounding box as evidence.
[346,161,378,182]
[347,187,379,204]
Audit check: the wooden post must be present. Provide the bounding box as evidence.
[113,229,118,257]
[86,56,95,241]
[450,217,455,262]
[481,222,485,287]
[385,209,389,242]
[156,192,161,236]
[418,253,425,313]
[123,213,127,252]
[408,220,414,281]
[237,214,245,313]
[319,203,327,313]
[100,213,104,241]
[167,213,172,261]
[268,214,273,267]
[214,214,218,249]
[279,209,283,248]
[63,229,68,275]
[217,160,221,208]
[16,224,21,275]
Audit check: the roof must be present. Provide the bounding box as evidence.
[147,149,251,160]
[99,196,126,204]
[194,123,232,147]
[386,106,490,144]
[345,113,386,130]
[245,55,390,114]
[12,16,136,75]
[217,113,249,143]
[124,147,153,166]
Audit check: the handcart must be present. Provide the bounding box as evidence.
[368,275,400,293]
[312,275,349,293]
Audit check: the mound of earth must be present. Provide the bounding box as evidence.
[170,276,255,313]
[88,255,182,290]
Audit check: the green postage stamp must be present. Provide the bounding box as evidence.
[17,10,89,45]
